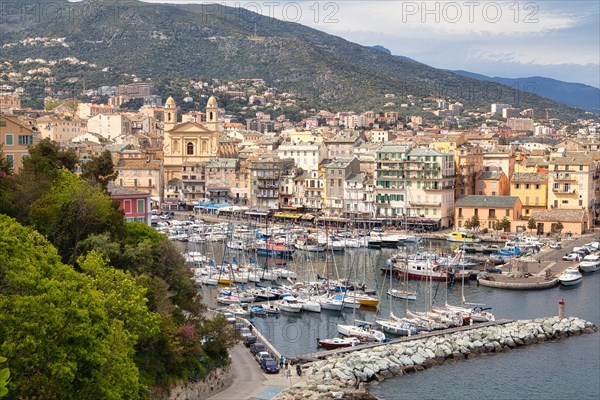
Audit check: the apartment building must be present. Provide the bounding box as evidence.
[248,158,294,210]
[324,157,360,215]
[0,115,40,172]
[510,172,548,217]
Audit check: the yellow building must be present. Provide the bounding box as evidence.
[455,195,523,232]
[0,115,40,172]
[510,172,548,218]
[163,96,220,182]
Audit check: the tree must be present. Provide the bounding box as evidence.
[81,150,118,190]
[29,170,124,264]
[0,215,153,399]
[0,148,12,178]
[25,138,78,173]
[0,356,9,398]
[464,214,480,230]
[552,221,564,234]
[528,217,537,234]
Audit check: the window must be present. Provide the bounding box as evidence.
[474,208,478,216]
[562,200,569,205]
[491,182,497,189]
[5,154,13,168]
[458,208,463,217]
[18,135,33,145]
[579,165,584,171]
[579,200,583,206]
[489,209,496,218]
[137,199,145,213]
[535,184,540,189]
[505,210,510,217]
[187,142,194,155]
[134,179,138,187]
[515,183,520,189]
[525,184,530,189]
[148,179,152,187]
[4,134,13,146]
[525,196,529,205]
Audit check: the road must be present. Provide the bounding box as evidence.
[207,344,266,400]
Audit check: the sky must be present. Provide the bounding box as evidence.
[142,1,599,88]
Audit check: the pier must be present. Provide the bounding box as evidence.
[296,319,513,362]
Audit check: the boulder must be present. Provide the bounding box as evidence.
[316,385,329,393]
[411,354,426,366]
[398,355,414,366]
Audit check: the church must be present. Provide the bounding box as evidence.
[162,96,221,181]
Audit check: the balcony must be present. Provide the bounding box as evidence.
[423,184,454,191]
[257,182,278,189]
[553,187,576,194]
[409,201,441,207]
[256,192,279,198]
[553,173,577,181]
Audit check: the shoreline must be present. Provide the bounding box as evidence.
[273,316,598,400]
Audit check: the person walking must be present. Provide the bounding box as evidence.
[284,358,289,371]
[279,355,284,370]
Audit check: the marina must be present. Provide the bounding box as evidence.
[161,217,600,399]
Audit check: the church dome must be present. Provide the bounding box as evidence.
[165,96,176,108]
[207,96,218,108]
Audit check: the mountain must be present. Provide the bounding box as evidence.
[453,71,600,115]
[371,45,392,55]
[0,0,591,119]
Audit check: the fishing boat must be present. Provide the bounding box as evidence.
[558,267,583,286]
[399,260,469,282]
[255,239,294,258]
[249,305,267,316]
[376,315,418,336]
[317,337,361,350]
[397,234,423,244]
[445,230,482,243]
[296,297,321,313]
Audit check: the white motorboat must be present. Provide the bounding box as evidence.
[199,276,218,286]
[216,295,241,305]
[397,235,423,244]
[317,296,344,311]
[337,324,386,342]
[296,297,321,313]
[295,236,326,252]
[276,296,303,313]
[386,288,417,301]
[558,267,583,286]
[578,255,600,273]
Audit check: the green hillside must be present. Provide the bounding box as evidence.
[0,0,590,119]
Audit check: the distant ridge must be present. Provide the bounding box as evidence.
[452,70,600,115]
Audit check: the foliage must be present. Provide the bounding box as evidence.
[464,214,480,230]
[0,148,12,178]
[527,217,537,233]
[0,139,78,224]
[493,216,511,232]
[28,170,124,264]
[552,221,564,234]
[81,150,118,191]
[0,356,8,398]
[0,215,150,399]
[25,138,78,173]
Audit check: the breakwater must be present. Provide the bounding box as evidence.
[274,316,597,400]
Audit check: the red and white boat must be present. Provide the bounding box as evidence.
[317,337,361,350]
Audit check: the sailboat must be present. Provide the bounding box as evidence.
[387,261,416,300]
[316,224,344,312]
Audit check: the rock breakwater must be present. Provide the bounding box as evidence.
[275,316,597,400]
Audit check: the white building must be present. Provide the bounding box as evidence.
[276,141,327,171]
[86,114,131,140]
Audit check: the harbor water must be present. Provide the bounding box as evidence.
[187,239,600,399]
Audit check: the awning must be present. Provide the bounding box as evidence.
[301,214,315,220]
[273,212,302,219]
[245,210,270,216]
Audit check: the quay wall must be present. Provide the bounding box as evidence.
[275,316,597,400]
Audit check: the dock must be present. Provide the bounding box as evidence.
[296,319,514,362]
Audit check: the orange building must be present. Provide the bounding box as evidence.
[455,195,523,232]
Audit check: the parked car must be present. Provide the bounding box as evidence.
[562,253,580,261]
[255,351,271,364]
[261,358,280,374]
[239,327,252,339]
[244,335,257,347]
[249,342,266,356]
[549,242,562,249]
[573,247,590,256]
[223,312,236,324]
[234,322,244,330]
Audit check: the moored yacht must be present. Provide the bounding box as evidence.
[559,267,583,286]
[578,254,600,273]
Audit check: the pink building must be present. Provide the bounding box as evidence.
[108,184,151,225]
